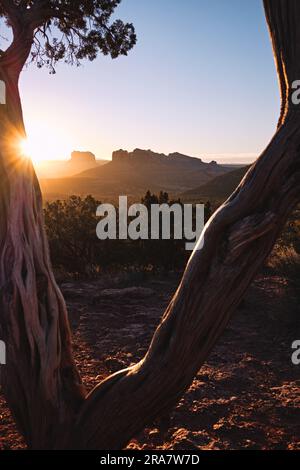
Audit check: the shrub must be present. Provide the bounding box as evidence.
[267,246,300,281]
[44,192,209,275]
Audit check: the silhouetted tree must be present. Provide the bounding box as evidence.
[0,0,299,451]
[158,191,169,204]
[44,193,193,274]
[141,190,158,207]
[0,0,136,449]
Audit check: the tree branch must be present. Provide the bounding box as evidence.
[71,0,300,449]
[73,116,300,449]
[0,0,18,20]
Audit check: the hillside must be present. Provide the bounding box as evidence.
[39,148,232,200]
[35,151,108,179]
[182,165,250,202]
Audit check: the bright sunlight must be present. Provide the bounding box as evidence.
[19,138,32,159]
[19,124,73,163]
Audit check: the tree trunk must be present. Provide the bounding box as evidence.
[0,31,85,449]
[0,0,299,450]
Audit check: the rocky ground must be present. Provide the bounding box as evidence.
[0,272,299,450]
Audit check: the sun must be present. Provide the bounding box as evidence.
[17,125,73,164]
[19,138,32,159]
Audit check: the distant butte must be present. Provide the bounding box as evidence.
[71,150,96,163]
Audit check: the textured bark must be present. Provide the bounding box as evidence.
[0,29,85,449]
[72,0,300,449]
[0,0,299,450]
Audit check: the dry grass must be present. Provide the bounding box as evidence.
[267,246,300,281]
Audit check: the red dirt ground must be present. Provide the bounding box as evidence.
[0,273,299,450]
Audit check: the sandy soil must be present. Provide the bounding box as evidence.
[0,273,299,450]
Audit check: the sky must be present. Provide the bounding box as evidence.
[16,0,280,164]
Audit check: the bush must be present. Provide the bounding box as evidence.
[276,206,300,253]
[44,195,101,275]
[267,246,300,280]
[44,192,211,275]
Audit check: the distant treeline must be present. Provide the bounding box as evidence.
[44,193,299,278]
[44,192,212,275]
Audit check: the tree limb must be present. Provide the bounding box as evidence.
[73,117,300,448]
[71,0,300,449]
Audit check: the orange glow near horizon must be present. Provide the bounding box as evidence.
[20,124,73,164]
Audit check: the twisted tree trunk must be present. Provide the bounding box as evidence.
[0,30,85,449]
[0,0,299,450]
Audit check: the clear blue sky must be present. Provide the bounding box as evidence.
[19,0,280,163]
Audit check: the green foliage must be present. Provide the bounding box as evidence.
[44,192,212,275]
[1,1,136,72]
[45,194,299,280]
[44,195,101,273]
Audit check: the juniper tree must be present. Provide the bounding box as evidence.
[0,0,299,450]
